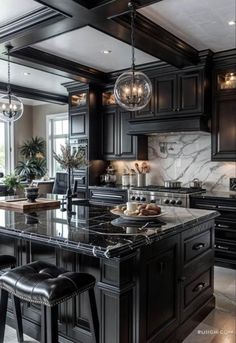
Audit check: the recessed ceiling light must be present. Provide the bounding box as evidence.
[101,50,112,54]
[228,20,236,26]
[23,72,31,76]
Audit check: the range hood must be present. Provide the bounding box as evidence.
[128,114,210,135]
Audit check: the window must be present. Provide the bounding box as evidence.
[0,121,13,176]
[47,114,68,177]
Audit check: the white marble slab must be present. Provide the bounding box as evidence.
[112,133,236,192]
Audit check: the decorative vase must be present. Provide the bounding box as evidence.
[24,187,39,203]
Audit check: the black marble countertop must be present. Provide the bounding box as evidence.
[0,196,219,259]
[190,191,236,200]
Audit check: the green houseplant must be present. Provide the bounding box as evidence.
[15,136,47,182]
[3,174,24,195]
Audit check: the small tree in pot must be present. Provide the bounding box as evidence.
[53,144,86,212]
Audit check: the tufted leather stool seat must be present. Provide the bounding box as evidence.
[0,255,16,270]
[0,261,99,343]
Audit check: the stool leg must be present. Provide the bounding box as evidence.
[0,289,9,343]
[11,295,23,343]
[87,288,99,343]
[41,305,47,343]
[46,305,58,343]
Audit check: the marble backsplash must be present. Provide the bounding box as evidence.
[111,133,236,192]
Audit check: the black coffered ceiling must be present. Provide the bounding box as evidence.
[0,0,200,86]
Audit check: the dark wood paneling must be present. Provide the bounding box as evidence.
[156,74,177,115]
[212,95,236,161]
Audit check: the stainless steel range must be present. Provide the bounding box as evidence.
[128,186,205,208]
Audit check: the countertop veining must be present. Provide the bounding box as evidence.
[0,202,218,258]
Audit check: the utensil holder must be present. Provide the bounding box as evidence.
[137,174,146,187]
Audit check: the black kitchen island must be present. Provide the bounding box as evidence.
[0,203,218,343]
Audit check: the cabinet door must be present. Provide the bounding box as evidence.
[118,110,137,159]
[156,75,177,116]
[70,111,87,138]
[139,235,180,342]
[178,71,202,114]
[102,107,117,159]
[212,95,236,161]
[134,78,155,118]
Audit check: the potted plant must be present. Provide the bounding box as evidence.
[3,174,24,195]
[19,136,46,158]
[53,144,86,211]
[15,159,47,182]
[15,137,47,182]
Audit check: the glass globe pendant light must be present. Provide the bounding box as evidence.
[114,1,152,111]
[0,45,23,122]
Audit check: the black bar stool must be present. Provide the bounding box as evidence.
[0,255,23,342]
[0,261,99,343]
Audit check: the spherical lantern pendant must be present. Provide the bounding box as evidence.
[0,44,24,123]
[114,1,152,112]
[0,93,24,122]
[114,70,152,111]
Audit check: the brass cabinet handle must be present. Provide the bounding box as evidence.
[193,282,206,292]
[192,243,206,250]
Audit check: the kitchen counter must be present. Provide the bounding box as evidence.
[0,203,218,258]
[0,201,218,343]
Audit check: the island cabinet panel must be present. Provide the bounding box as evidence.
[138,235,181,343]
[180,224,214,323]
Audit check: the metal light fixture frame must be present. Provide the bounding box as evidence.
[0,44,24,122]
[114,1,152,111]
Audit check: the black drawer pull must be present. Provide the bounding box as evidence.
[217,224,230,229]
[193,282,206,293]
[193,243,206,250]
[217,245,229,251]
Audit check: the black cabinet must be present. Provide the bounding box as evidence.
[101,105,147,160]
[64,82,107,196]
[134,78,155,118]
[212,53,236,161]
[139,235,180,343]
[190,195,236,269]
[212,92,236,161]
[133,70,204,119]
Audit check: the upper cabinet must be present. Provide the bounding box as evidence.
[134,69,206,119]
[101,99,148,160]
[68,90,89,139]
[129,52,212,134]
[212,58,236,161]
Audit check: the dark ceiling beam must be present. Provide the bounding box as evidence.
[113,12,199,67]
[0,82,68,105]
[10,47,107,84]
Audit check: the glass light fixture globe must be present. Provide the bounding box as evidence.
[114,70,152,111]
[0,93,24,122]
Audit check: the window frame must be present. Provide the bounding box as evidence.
[46,113,69,177]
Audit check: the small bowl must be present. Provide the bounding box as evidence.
[24,187,39,203]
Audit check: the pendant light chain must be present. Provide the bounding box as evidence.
[130,1,135,72]
[7,45,11,95]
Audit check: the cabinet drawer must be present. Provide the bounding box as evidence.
[184,230,212,264]
[184,269,211,307]
[89,189,127,205]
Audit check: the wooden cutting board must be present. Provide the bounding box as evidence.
[0,198,61,212]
